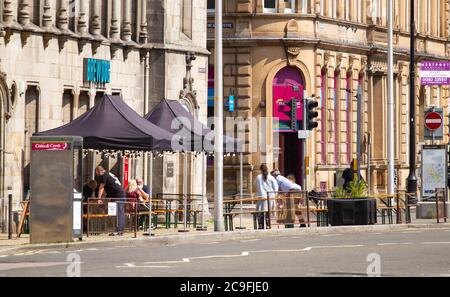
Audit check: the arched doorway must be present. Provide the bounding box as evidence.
[272,66,305,185]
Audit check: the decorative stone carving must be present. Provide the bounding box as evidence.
[0,59,12,122]
[285,19,299,38]
[348,55,356,76]
[286,47,301,65]
[139,0,148,43]
[179,52,199,109]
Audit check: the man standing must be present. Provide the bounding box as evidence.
[271,170,306,228]
[95,166,126,236]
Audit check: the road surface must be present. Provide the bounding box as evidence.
[1,228,450,277]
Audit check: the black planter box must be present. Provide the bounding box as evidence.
[327,198,377,226]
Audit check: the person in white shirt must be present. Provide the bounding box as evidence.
[254,164,278,229]
[271,170,306,227]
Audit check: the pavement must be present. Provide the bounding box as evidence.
[1,225,450,277]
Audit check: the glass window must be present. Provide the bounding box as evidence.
[264,0,277,13]
[207,0,215,12]
[182,0,193,38]
[285,0,295,13]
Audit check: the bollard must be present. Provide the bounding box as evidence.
[8,194,12,240]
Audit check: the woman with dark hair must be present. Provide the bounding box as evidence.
[254,164,278,229]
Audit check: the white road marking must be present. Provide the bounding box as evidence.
[440,274,450,277]
[240,239,261,242]
[0,262,67,271]
[401,231,423,234]
[0,255,8,258]
[116,263,171,269]
[144,259,191,264]
[422,242,450,245]
[321,234,343,237]
[200,242,220,245]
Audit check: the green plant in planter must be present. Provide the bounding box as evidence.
[334,179,368,198]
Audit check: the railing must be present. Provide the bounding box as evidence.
[85,198,141,238]
[222,191,419,231]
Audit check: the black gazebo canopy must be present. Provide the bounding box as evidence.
[36,95,174,151]
[145,98,243,153]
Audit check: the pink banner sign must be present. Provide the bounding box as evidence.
[273,85,303,131]
[32,142,70,151]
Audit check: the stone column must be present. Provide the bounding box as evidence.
[122,0,132,41]
[78,0,88,34]
[139,0,148,42]
[73,92,79,120]
[3,0,15,24]
[89,91,96,110]
[90,0,101,36]
[57,0,69,30]
[19,0,31,26]
[42,0,53,28]
[110,0,121,41]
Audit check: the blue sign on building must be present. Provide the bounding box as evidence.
[84,58,111,84]
[226,95,235,112]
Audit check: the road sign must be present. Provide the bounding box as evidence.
[424,108,444,141]
[424,111,443,131]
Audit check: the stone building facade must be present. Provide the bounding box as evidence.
[207,0,450,196]
[0,0,208,230]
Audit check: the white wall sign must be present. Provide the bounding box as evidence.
[108,202,117,216]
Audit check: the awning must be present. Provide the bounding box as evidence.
[35,95,174,151]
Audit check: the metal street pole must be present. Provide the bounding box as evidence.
[214,0,225,232]
[387,0,395,195]
[356,85,362,178]
[407,0,418,207]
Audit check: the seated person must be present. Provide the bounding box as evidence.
[136,177,150,195]
[126,179,150,211]
[83,180,98,202]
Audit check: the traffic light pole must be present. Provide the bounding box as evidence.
[302,95,307,191]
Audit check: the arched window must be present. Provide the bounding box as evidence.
[62,90,74,124]
[272,67,304,132]
[24,85,40,193]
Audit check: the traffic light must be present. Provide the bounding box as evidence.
[306,98,319,131]
[289,98,297,131]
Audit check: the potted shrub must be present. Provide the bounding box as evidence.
[327,179,377,226]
